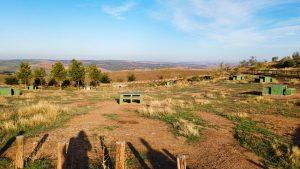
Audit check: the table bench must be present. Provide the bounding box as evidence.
[119,92,143,104]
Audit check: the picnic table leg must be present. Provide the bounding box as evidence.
[119,95,123,104]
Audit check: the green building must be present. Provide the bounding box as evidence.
[0,87,23,96]
[230,75,245,81]
[255,76,273,83]
[263,85,296,95]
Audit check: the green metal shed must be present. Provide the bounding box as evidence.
[0,88,14,96]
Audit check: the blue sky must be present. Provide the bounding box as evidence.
[0,0,300,62]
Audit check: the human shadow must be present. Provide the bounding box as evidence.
[292,125,300,147]
[65,131,92,169]
[240,91,262,96]
[127,142,150,169]
[25,134,49,164]
[140,138,176,169]
[0,131,25,156]
[99,136,113,169]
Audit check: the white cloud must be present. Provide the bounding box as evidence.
[152,0,300,47]
[101,1,136,20]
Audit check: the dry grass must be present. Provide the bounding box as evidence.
[108,68,209,82]
[290,146,300,169]
[252,96,273,103]
[289,79,300,85]
[173,119,201,137]
[235,112,249,118]
[0,101,68,132]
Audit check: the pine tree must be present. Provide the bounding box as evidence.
[50,62,67,89]
[16,62,32,87]
[68,59,85,89]
[87,64,101,86]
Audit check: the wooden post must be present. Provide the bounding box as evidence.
[115,141,126,169]
[177,154,187,169]
[57,142,66,169]
[15,135,24,169]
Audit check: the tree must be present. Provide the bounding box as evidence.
[68,59,85,88]
[16,62,32,87]
[272,57,279,62]
[5,76,19,85]
[292,52,300,65]
[248,56,257,66]
[277,57,296,68]
[100,73,111,83]
[127,74,136,82]
[33,67,47,86]
[50,62,67,89]
[87,64,101,86]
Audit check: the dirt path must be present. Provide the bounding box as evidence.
[4,101,262,169]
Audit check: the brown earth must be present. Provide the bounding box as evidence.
[4,101,262,169]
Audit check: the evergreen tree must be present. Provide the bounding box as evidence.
[50,62,67,89]
[87,64,101,86]
[33,67,47,86]
[16,62,32,87]
[68,59,85,88]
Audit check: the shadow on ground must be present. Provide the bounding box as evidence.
[127,138,177,169]
[240,91,262,95]
[25,134,49,164]
[292,125,300,147]
[0,131,25,156]
[64,131,92,169]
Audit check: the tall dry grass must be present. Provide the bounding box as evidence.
[137,98,203,139]
[0,101,68,132]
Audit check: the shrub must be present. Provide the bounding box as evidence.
[5,76,19,85]
[127,74,136,82]
[277,57,296,68]
[100,74,111,83]
[48,78,57,86]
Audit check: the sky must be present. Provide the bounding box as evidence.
[0,0,300,62]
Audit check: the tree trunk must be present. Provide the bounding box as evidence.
[77,81,80,90]
[60,82,62,90]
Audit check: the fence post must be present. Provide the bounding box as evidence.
[115,141,126,169]
[57,142,66,169]
[177,154,187,169]
[15,135,24,169]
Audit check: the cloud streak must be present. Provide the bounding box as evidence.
[152,0,300,47]
[101,1,136,19]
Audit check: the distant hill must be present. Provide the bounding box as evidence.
[0,59,215,73]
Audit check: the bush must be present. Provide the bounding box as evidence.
[62,79,71,87]
[277,57,296,68]
[100,74,111,83]
[48,78,57,86]
[127,74,136,82]
[5,76,19,85]
[33,78,46,86]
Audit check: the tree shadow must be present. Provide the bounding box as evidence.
[99,135,113,168]
[64,131,92,169]
[127,142,150,169]
[292,125,300,147]
[25,134,49,164]
[140,138,177,169]
[0,131,25,156]
[240,91,262,96]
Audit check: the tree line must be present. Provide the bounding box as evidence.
[5,59,111,89]
[238,51,300,70]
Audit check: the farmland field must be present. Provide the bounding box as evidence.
[0,75,299,169]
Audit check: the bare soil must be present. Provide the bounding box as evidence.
[4,101,262,169]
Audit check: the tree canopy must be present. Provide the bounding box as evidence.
[16,62,32,86]
[50,62,67,88]
[87,64,101,86]
[68,59,85,86]
[34,67,47,86]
